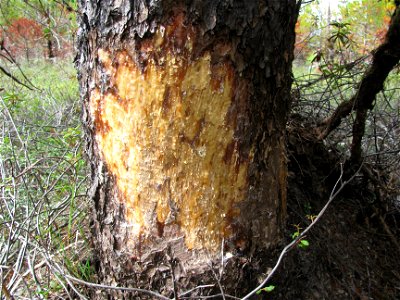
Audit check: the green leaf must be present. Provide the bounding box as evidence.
[264,285,275,292]
[257,285,276,294]
[298,239,310,249]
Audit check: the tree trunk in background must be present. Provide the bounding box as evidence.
[47,38,54,59]
[76,0,298,298]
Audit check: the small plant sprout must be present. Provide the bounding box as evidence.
[291,224,310,249]
[291,223,302,239]
[306,214,317,223]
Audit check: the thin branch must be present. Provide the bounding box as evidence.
[0,64,35,91]
[167,245,179,300]
[0,45,38,90]
[64,274,171,300]
[9,241,84,294]
[208,263,226,300]
[180,294,239,300]
[178,285,215,298]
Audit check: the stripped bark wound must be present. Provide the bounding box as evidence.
[76,1,298,298]
[90,37,249,250]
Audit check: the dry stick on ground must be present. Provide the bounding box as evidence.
[178,285,215,298]
[241,163,361,300]
[64,274,173,300]
[317,3,400,163]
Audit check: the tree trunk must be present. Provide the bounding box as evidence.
[76,0,299,298]
[47,38,55,59]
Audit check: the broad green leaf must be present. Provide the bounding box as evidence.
[299,239,310,249]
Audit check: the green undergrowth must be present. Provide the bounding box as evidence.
[293,58,400,164]
[0,57,91,298]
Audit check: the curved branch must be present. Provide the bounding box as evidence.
[0,44,39,90]
[0,64,35,91]
[317,4,400,144]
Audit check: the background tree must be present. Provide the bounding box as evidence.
[5,17,43,61]
[76,0,299,298]
[0,0,77,60]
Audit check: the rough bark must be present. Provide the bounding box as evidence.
[76,0,298,298]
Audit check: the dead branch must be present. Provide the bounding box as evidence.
[0,65,35,91]
[64,274,171,300]
[0,45,38,91]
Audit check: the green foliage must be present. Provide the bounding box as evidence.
[292,224,310,249]
[0,0,26,25]
[291,230,300,239]
[0,0,77,60]
[0,2,86,295]
[2,90,21,111]
[298,239,310,249]
[78,258,95,281]
[0,59,90,297]
[339,0,395,53]
[43,27,52,38]
[329,22,352,49]
[256,285,276,295]
[295,0,395,63]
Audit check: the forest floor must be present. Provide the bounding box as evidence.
[267,117,400,300]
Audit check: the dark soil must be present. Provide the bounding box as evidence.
[266,117,400,300]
